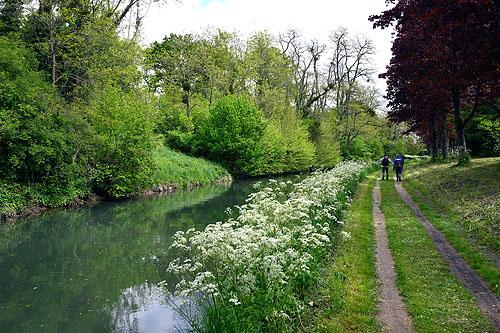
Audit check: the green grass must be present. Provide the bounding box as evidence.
[380,181,494,332]
[404,158,499,252]
[305,175,380,332]
[0,147,230,218]
[0,179,89,217]
[403,158,499,296]
[151,146,231,188]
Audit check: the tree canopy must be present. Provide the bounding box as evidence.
[370,0,499,158]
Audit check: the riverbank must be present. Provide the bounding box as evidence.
[0,147,231,221]
[303,175,380,332]
[0,173,266,333]
[166,161,370,332]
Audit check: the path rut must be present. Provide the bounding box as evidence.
[395,182,500,329]
[373,180,414,333]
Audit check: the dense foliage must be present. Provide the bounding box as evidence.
[194,95,266,175]
[84,86,158,198]
[0,37,89,210]
[145,30,422,176]
[0,0,422,215]
[0,37,69,184]
[0,0,231,215]
[370,0,499,160]
[167,161,369,332]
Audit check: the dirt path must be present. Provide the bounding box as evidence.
[406,186,500,269]
[395,182,500,329]
[373,180,414,332]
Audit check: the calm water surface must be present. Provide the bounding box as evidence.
[0,176,301,333]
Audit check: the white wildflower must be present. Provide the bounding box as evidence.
[166,161,368,327]
[340,231,351,240]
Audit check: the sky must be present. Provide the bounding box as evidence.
[142,0,394,95]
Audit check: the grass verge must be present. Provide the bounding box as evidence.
[404,158,499,252]
[0,179,89,217]
[402,184,500,297]
[1,146,231,218]
[150,146,231,188]
[304,175,379,332]
[380,181,494,332]
[403,158,499,296]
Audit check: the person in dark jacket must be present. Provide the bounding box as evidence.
[381,154,390,180]
[393,154,404,182]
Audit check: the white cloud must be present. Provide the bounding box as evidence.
[142,0,394,94]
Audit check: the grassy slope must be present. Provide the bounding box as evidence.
[306,175,380,332]
[0,146,230,217]
[403,158,499,296]
[151,146,230,188]
[380,181,494,332]
[405,158,499,251]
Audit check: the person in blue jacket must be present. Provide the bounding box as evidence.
[393,154,404,182]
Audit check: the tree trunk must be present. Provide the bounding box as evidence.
[429,117,438,158]
[440,109,449,158]
[50,17,57,87]
[452,88,466,150]
[186,90,191,118]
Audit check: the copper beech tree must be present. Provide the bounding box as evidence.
[370,0,499,157]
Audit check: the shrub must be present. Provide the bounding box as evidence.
[277,112,315,172]
[250,121,287,175]
[315,112,341,167]
[249,116,315,176]
[86,86,157,198]
[195,95,266,175]
[457,148,471,167]
[165,129,194,153]
[0,37,75,184]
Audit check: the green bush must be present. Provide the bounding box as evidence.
[0,37,75,184]
[457,148,471,167]
[315,112,342,167]
[86,86,158,198]
[249,121,288,175]
[165,129,194,153]
[465,106,500,157]
[194,94,315,176]
[157,90,210,153]
[277,111,315,172]
[346,138,374,160]
[157,89,194,134]
[250,113,315,176]
[195,95,266,175]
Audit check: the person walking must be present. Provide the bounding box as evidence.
[400,154,405,174]
[394,154,404,182]
[381,154,390,180]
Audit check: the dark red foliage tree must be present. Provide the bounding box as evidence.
[370,0,500,153]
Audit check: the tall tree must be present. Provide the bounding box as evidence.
[145,34,208,117]
[278,29,325,117]
[245,32,294,114]
[371,0,499,151]
[0,0,25,35]
[23,0,142,100]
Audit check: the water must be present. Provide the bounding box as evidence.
[0,177,300,333]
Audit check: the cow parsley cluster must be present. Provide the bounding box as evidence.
[167,161,367,332]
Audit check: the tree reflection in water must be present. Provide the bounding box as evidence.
[0,175,302,332]
[110,283,192,333]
